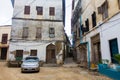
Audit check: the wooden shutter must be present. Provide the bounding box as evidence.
[16,50,23,61]
[24,6,30,14]
[22,27,28,38]
[36,27,42,38]
[36,6,43,15]
[1,34,8,44]
[98,6,102,14]
[102,2,108,20]
[49,7,55,16]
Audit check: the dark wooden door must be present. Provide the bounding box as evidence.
[109,38,119,63]
[46,44,56,63]
[1,48,7,60]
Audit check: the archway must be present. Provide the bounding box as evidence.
[46,44,56,63]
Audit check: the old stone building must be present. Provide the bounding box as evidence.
[0,25,11,60]
[8,0,66,64]
[71,0,120,68]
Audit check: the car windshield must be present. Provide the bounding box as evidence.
[25,59,37,62]
[24,57,39,62]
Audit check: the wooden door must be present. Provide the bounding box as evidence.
[1,47,7,60]
[46,44,56,63]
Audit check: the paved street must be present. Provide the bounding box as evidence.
[0,62,112,80]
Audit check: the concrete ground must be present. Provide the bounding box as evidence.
[0,62,112,80]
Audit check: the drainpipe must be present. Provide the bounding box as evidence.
[79,15,91,69]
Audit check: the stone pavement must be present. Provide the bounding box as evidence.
[63,58,112,80]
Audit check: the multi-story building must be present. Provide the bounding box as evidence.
[8,0,65,64]
[0,25,11,60]
[71,0,120,68]
[71,0,88,67]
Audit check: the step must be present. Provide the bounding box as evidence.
[42,64,59,67]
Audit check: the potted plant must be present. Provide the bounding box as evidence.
[97,59,109,71]
[114,54,120,71]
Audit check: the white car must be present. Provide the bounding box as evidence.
[21,56,40,73]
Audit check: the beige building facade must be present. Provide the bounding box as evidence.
[0,25,11,60]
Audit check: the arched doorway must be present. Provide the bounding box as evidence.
[46,44,56,63]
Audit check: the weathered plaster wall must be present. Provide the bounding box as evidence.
[13,0,63,20]
[11,19,64,41]
[80,0,120,63]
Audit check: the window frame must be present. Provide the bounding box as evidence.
[24,6,30,15]
[92,12,97,27]
[85,19,89,31]
[30,50,37,56]
[49,7,55,16]
[36,6,43,15]
[49,27,55,38]
[102,2,108,20]
[1,34,8,44]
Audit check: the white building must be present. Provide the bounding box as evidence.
[8,0,65,64]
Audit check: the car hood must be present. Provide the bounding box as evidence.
[22,62,39,66]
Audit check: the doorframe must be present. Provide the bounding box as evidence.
[46,44,56,63]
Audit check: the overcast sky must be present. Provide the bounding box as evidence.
[0,0,72,36]
[0,0,13,25]
[65,0,72,36]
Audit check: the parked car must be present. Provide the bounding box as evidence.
[21,56,40,73]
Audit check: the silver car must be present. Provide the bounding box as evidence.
[21,56,40,73]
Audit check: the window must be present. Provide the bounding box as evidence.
[49,28,55,38]
[36,6,43,15]
[118,0,120,9]
[36,27,42,38]
[16,50,23,61]
[85,19,89,31]
[24,6,30,14]
[98,0,108,20]
[81,24,85,34]
[30,50,37,56]
[22,27,28,38]
[102,2,108,20]
[92,12,96,27]
[72,0,75,10]
[1,34,8,44]
[49,7,55,16]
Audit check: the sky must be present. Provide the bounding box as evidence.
[0,0,13,25]
[0,0,72,36]
[65,0,72,36]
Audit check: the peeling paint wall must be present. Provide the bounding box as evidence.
[9,0,65,64]
[13,0,63,20]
